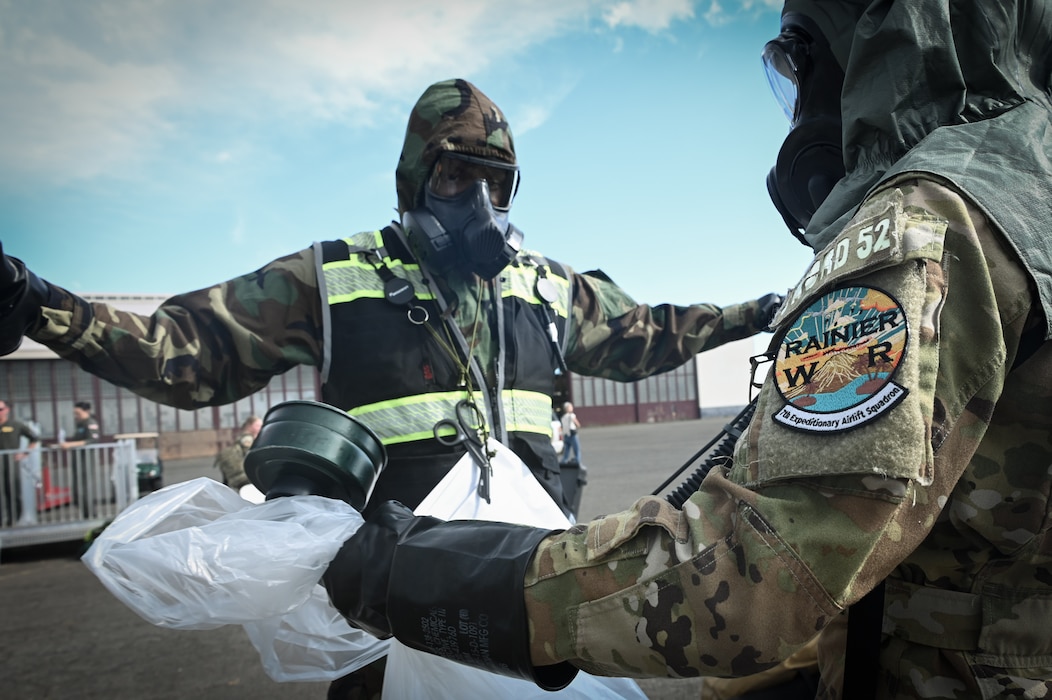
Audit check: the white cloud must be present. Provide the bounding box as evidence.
[0,0,776,185]
[513,77,581,135]
[603,0,695,32]
[0,30,180,182]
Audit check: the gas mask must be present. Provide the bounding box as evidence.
[404,153,523,279]
[763,13,846,245]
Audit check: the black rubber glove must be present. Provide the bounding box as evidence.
[0,242,50,356]
[757,292,785,331]
[323,500,579,691]
[323,499,423,640]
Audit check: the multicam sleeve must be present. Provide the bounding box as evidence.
[28,248,324,409]
[524,182,1025,684]
[563,270,769,381]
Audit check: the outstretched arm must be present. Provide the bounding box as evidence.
[564,269,781,381]
[0,243,325,409]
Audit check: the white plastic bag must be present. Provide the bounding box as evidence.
[414,438,570,527]
[241,586,389,682]
[382,440,647,700]
[83,477,363,629]
[82,477,389,682]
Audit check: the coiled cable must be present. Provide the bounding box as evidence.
[652,399,757,508]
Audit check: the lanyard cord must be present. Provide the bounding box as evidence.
[355,242,485,397]
[386,224,501,442]
[419,283,491,445]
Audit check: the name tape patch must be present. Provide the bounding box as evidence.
[773,285,909,433]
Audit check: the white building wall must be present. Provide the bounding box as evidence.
[695,335,770,416]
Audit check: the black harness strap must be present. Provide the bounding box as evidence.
[843,581,885,699]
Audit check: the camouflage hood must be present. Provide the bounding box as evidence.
[787,0,1052,336]
[395,79,516,216]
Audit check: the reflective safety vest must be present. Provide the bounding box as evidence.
[314,227,573,514]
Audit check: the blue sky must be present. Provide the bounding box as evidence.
[0,0,811,311]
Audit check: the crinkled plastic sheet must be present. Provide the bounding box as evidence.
[82,477,387,680]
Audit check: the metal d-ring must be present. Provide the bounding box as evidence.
[407,305,429,325]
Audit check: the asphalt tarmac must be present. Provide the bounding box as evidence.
[0,415,734,700]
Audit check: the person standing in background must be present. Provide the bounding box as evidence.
[0,398,40,526]
[559,402,581,466]
[214,415,263,491]
[60,401,100,449]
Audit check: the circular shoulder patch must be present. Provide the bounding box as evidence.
[772,286,909,433]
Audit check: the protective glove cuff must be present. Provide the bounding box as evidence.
[757,292,785,331]
[0,254,50,356]
[387,519,578,691]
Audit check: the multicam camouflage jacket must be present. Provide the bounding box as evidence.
[523,179,1052,699]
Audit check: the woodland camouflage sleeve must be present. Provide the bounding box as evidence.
[28,248,324,409]
[563,270,770,381]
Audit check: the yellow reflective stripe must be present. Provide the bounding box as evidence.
[322,232,435,305]
[349,392,464,445]
[502,258,570,318]
[503,390,556,437]
[322,267,386,304]
[349,389,554,445]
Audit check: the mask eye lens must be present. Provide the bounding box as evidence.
[429,158,467,198]
[762,38,805,124]
[428,154,519,210]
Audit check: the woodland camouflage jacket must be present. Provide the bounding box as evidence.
[25,248,767,410]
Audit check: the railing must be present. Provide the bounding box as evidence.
[0,441,139,550]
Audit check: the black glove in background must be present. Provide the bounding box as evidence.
[757,292,785,331]
[322,500,578,691]
[0,241,50,356]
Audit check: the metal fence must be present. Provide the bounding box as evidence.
[0,441,139,550]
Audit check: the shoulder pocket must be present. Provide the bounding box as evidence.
[738,189,945,487]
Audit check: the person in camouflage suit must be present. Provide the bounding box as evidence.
[213,415,262,491]
[0,78,779,699]
[325,2,1052,699]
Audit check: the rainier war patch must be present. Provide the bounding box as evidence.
[773,286,909,433]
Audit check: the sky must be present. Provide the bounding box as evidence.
[0,0,813,311]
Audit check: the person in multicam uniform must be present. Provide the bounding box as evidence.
[302,3,1052,699]
[0,78,780,699]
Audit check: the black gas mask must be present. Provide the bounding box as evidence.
[763,13,846,245]
[404,152,523,279]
